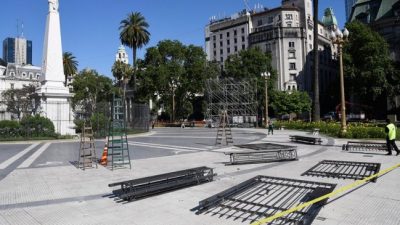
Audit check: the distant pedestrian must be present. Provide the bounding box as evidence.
[268,120,274,135]
[385,118,399,155]
[151,121,155,129]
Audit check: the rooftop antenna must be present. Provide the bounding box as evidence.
[21,22,24,38]
[16,19,19,37]
[243,0,250,11]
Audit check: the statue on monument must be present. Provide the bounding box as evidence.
[49,0,59,12]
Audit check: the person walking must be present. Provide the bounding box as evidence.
[385,119,399,155]
[268,120,274,135]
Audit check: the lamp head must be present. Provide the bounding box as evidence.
[343,28,349,38]
[335,28,343,39]
[330,30,336,41]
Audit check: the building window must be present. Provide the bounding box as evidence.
[278,15,281,21]
[227,48,230,54]
[213,51,216,56]
[289,63,296,70]
[220,34,223,39]
[242,36,245,42]
[288,85,291,91]
[234,38,237,44]
[213,43,216,48]
[220,57,223,62]
[242,44,245,50]
[268,16,273,23]
[290,74,296,81]
[309,35,312,40]
[285,14,293,20]
[289,52,295,58]
[235,46,238,52]
[10,83,14,89]
[220,49,223,54]
[289,42,295,48]
[220,41,223,47]
[241,27,245,33]
[287,23,292,27]
[257,19,263,26]
[213,35,216,41]
[309,44,313,49]
[234,30,237,36]
[22,72,26,77]
[227,39,230,45]
[36,74,40,79]
[227,32,230,37]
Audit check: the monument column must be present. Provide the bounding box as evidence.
[36,0,75,135]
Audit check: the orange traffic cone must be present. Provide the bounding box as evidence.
[100,144,108,165]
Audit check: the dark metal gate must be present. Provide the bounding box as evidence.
[302,160,381,182]
[192,176,336,224]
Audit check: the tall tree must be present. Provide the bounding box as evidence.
[119,12,150,89]
[271,91,312,120]
[63,52,78,86]
[139,40,218,120]
[1,84,37,120]
[343,21,397,115]
[312,0,320,121]
[71,69,116,118]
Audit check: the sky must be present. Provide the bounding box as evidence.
[0,0,346,78]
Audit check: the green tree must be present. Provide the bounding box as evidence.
[139,40,218,120]
[343,21,397,110]
[63,52,78,85]
[224,47,276,118]
[119,12,150,89]
[1,84,37,120]
[271,91,311,119]
[111,60,133,102]
[71,69,116,118]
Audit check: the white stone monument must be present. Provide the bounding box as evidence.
[36,0,75,135]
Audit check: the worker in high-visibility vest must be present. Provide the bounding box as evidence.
[385,119,399,155]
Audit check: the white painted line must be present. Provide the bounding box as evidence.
[18,143,51,168]
[129,141,206,151]
[0,143,40,169]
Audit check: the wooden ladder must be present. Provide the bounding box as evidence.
[215,110,233,145]
[107,95,132,170]
[78,122,97,170]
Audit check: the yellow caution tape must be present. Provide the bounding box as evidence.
[250,163,400,225]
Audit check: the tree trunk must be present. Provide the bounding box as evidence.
[312,0,320,122]
[132,47,137,91]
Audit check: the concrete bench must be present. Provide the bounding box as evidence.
[290,135,322,145]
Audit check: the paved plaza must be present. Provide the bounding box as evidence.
[0,127,399,225]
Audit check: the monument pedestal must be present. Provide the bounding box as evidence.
[37,82,75,135]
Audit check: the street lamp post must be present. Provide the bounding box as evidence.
[171,81,177,123]
[330,27,349,135]
[261,71,271,127]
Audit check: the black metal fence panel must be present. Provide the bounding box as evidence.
[193,176,336,225]
[302,160,381,182]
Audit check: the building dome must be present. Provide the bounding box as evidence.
[322,8,338,28]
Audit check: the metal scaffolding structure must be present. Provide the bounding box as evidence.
[205,78,258,127]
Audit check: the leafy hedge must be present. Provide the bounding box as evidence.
[274,120,398,139]
[0,115,57,139]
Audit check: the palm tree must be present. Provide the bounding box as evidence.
[119,12,150,88]
[111,60,133,97]
[312,0,320,121]
[63,52,78,86]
